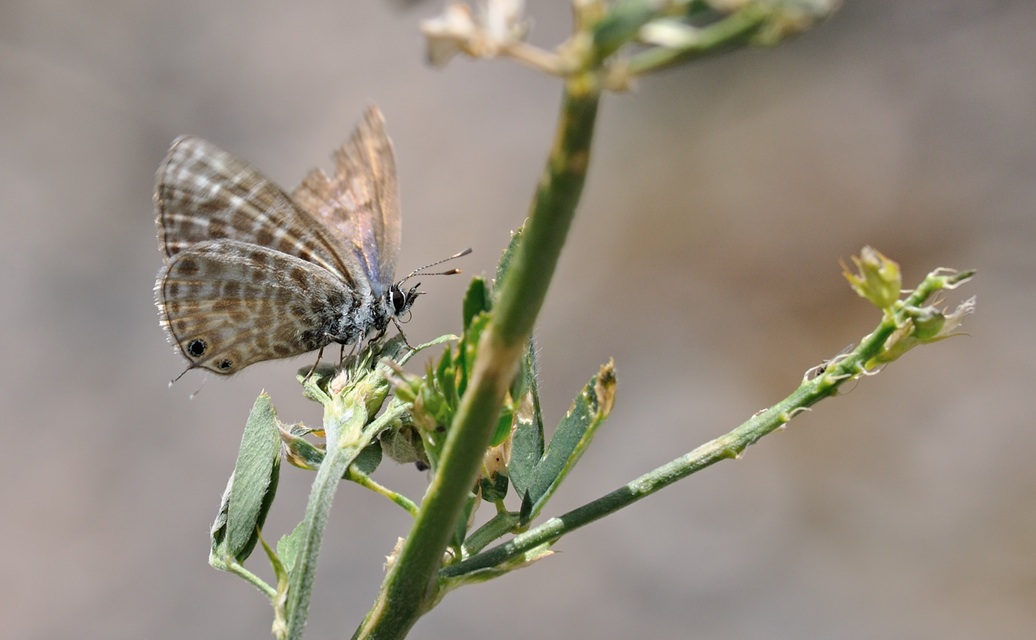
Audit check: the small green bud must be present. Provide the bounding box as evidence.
[842,246,902,311]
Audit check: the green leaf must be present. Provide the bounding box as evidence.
[281,423,383,477]
[280,425,323,470]
[490,405,514,448]
[380,424,430,468]
[208,476,233,570]
[438,542,555,594]
[276,520,307,575]
[353,439,383,475]
[436,348,458,410]
[462,277,491,331]
[460,313,491,396]
[223,393,282,562]
[522,360,617,524]
[479,471,509,502]
[509,341,545,500]
[451,493,478,551]
[493,225,524,302]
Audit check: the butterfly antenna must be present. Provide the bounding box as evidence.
[399,248,472,283]
[170,363,196,387]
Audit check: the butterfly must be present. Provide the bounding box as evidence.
[154,106,460,376]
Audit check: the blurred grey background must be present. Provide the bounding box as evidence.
[2,1,1033,638]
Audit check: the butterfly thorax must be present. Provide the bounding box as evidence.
[324,282,420,347]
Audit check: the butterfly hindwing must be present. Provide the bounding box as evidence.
[156,239,369,374]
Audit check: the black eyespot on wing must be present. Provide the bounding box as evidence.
[187,339,207,358]
[217,359,233,371]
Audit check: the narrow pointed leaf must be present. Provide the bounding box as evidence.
[463,277,491,331]
[524,361,616,523]
[509,341,544,499]
[438,543,555,593]
[493,225,524,298]
[460,313,491,395]
[452,493,478,550]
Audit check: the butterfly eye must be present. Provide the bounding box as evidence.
[187,339,208,358]
[390,286,408,314]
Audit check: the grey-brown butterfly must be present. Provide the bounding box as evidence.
[154,106,463,375]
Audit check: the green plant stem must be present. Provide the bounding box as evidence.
[462,511,521,557]
[353,77,602,640]
[225,559,277,599]
[284,393,372,640]
[441,297,920,579]
[347,468,419,517]
[623,5,770,77]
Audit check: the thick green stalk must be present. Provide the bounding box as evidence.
[353,77,602,640]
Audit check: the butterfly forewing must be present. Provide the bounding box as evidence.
[155,136,362,286]
[292,106,401,297]
[157,239,367,374]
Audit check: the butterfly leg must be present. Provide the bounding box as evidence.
[338,341,360,368]
[391,317,415,350]
[303,344,326,380]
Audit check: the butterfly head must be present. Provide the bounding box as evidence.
[390,282,423,320]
